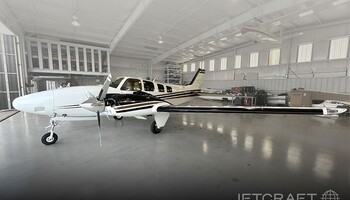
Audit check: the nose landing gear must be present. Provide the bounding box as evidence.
[41,120,59,145]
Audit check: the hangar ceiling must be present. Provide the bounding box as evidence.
[0,0,349,64]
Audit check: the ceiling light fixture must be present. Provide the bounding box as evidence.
[333,0,349,6]
[71,14,80,27]
[298,10,314,18]
[158,36,164,44]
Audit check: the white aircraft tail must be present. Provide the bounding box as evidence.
[185,69,205,91]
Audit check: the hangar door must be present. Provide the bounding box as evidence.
[0,34,20,110]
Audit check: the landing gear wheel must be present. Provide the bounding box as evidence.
[113,116,123,120]
[150,121,162,134]
[41,132,58,145]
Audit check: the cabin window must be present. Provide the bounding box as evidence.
[110,78,124,88]
[143,80,155,91]
[121,78,141,91]
[166,86,172,92]
[157,84,165,92]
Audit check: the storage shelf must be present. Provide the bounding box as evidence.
[164,64,182,84]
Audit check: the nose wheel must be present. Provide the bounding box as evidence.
[41,132,58,145]
[150,121,162,134]
[41,119,59,145]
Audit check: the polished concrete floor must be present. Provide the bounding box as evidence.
[0,99,349,199]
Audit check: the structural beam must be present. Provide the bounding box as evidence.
[150,0,314,65]
[109,0,153,52]
[0,0,24,36]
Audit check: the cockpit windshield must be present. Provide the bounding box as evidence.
[109,78,124,88]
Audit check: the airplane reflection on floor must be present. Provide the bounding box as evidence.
[178,113,337,181]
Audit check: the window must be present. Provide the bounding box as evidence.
[297,43,313,63]
[157,84,165,92]
[143,80,154,91]
[110,78,124,88]
[191,63,195,72]
[250,52,259,67]
[121,78,141,91]
[329,37,349,60]
[235,55,241,69]
[46,80,56,90]
[220,57,227,70]
[269,48,280,65]
[183,64,188,72]
[166,86,172,92]
[209,59,215,71]
[199,61,204,69]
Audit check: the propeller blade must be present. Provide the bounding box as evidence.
[97,110,101,128]
[97,110,102,147]
[97,74,112,101]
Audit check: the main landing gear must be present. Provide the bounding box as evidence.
[113,116,123,120]
[41,120,59,145]
[150,121,162,134]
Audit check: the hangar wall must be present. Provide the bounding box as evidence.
[182,22,350,94]
[110,56,149,78]
[110,56,165,82]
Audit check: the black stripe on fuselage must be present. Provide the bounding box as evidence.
[160,93,198,100]
[155,90,200,98]
[115,105,154,113]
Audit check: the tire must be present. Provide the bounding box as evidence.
[150,121,162,134]
[41,132,58,145]
[113,116,123,120]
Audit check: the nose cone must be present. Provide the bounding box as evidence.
[12,96,23,110]
[12,91,54,115]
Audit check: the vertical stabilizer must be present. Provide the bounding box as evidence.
[185,69,205,90]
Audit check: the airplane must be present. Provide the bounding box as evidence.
[12,69,347,145]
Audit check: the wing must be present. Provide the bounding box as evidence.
[157,105,347,116]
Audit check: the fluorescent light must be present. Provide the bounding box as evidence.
[71,15,80,27]
[272,21,281,26]
[235,33,242,37]
[72,20,80,27]
[299,10,314,18]
[158,36,163,44]
[333,0,349,6]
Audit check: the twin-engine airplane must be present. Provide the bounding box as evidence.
[13,69,346,145]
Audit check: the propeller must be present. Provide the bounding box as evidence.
[97,110,102,147]
[80,74,112,147]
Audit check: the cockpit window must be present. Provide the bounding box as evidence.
[121,78,142,91]
[143,80,155,91]
[110,78,123,88]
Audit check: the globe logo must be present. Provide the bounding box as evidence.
[321,190,340,200]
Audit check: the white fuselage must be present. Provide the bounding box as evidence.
[12,77,201,118]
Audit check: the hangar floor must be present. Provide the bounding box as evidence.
[0,99,349,199]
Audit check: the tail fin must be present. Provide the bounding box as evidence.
[185,69,205,90]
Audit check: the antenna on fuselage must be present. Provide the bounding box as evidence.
[152,75,158,82]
